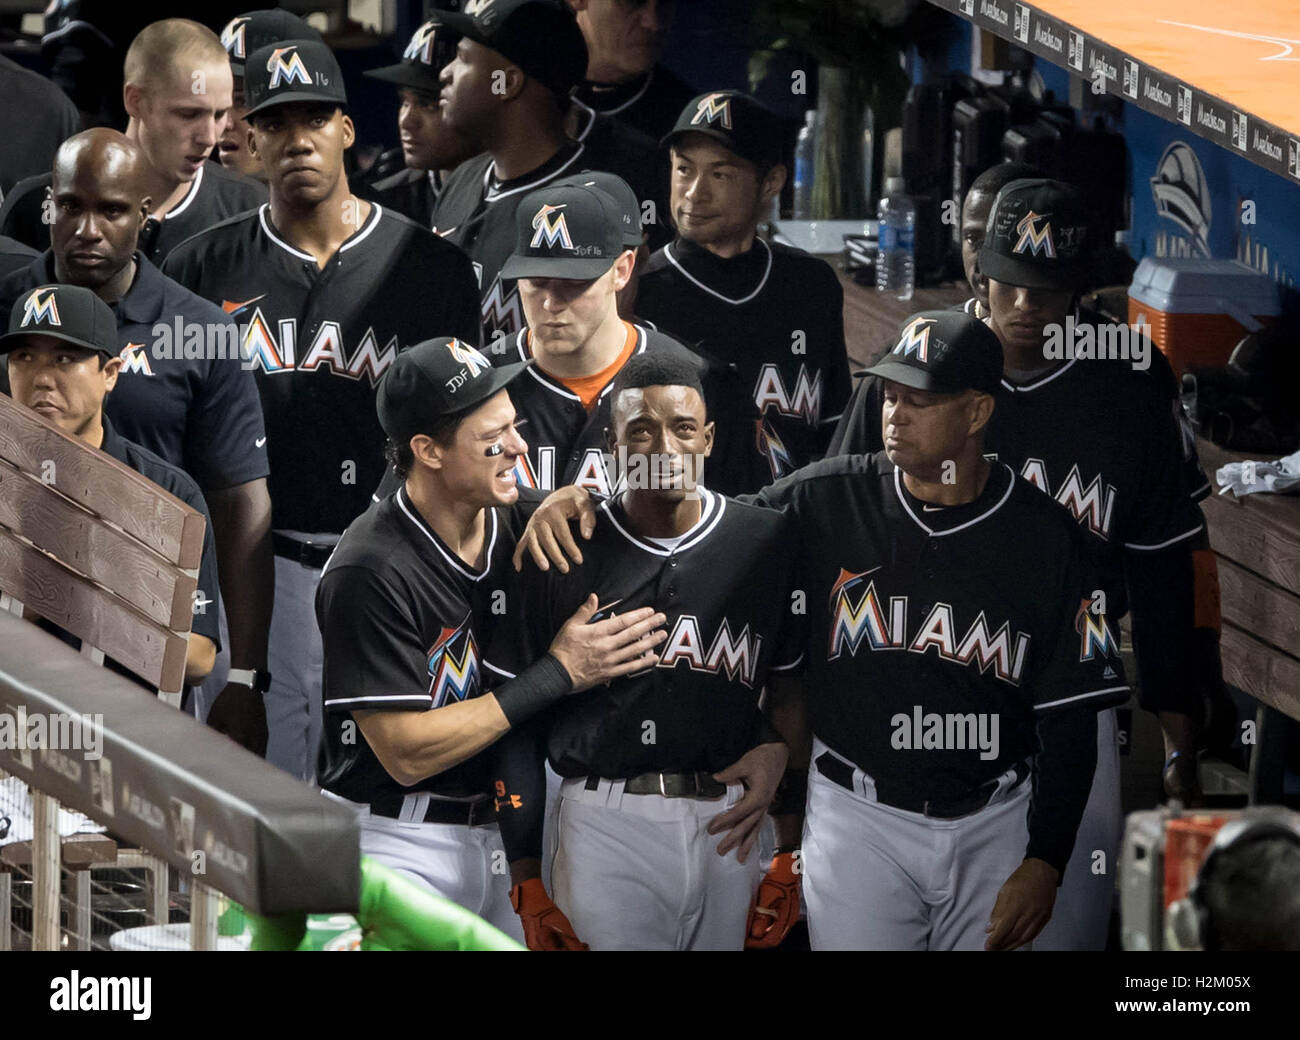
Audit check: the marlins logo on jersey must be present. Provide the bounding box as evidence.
[1013,210,1056,257]
[118,343,154,377]
[691,92,733,130]
[267,45,313,88]
[21,289,61,328]
[427,617,482,708]
[827,567,1031,685]
[530,204,575,250]
[1075,599,1120,663]
[221,16,250,59]
[755,417,793,480]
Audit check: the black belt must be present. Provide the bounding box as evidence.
[272,532,337,569]
[589,771,727,799]
[369,792,496,827]
[815,751,1029,820]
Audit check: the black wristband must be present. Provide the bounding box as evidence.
[768,767,809,816]
[491,653,574,728]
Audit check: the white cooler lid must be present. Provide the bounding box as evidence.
[1129,257,1280,316]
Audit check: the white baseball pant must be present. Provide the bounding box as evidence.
[550,777,762,951]
[266,538,333,780]
[1031,707,1121,951]
[328,793,524,943]
[802,739,1032,951]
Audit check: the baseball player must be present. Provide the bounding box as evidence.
[317,336,668,938]
[634,90,852,497]
[0,19,265,265]
[486,351,801,951]
[956,162,1044,322]
[828,179,1208,950]
[218,9,324,182]
[2,283,220,688]
[163,37,482,780]
[569,0,697,141]
[431,0,666,343]
[361,18,480,228]
[0,128,271,753]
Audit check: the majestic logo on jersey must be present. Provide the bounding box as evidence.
[827,568,1031,685]
[480,277,524,340]
[893,316,935,362]
[447,339,490,378]
[1018,459,1117,538]
[658,615,763,688]
[427,617,481,708]
[20,289,61,328]
[220,16,249,59]
[118,342,153,376]
[756,417,793,481]
[1075,599,1120,662]
[753,363,822,423]
[237,306,400,386]
[691,93,733,130]
[403,21,439,64]
[529,204,575,251]
[1012,210,1056,257]
[266,46,313,89]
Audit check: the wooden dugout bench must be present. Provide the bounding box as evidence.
[1197,438,1300,803]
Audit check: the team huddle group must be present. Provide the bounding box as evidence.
[0,0,1220,951]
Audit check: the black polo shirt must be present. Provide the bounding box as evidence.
[0,235,37,281]
[0,251,268,492]
[0,53,81,199]
[0,161,266,266]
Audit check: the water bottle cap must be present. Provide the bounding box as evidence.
[884,177,905,194]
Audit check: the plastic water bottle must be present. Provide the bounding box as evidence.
[793,110,816,220]
[876,177,915,300]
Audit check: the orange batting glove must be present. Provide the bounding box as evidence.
[745,850,801,949]
[509,879,588,951]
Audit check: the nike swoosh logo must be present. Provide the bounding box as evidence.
[222,294,267,314]
[434,225,458,237]
[255,436,267,447]
[921,504,944,512]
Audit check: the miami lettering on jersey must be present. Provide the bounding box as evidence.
[236,305,400,386]
[827,568,1031,685]
[512,445,612,494]
[427,617,482,709]
[658,615,764,688]
[755,417,793,481]
[753,363,823,423]
[1018,459,1117,538]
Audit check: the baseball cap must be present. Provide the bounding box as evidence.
[663,91,785,168]
[0,284,118,357]
[435,0,588,99]
[365,18,459,93]
[499,183,629,281]
[377,337,530,441]
[551,171,643,248]
[864,311,1004,395]
[244,39,348,120]
[978,178,1090,291]
[221,10,323,77]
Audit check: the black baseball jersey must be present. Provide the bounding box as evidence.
[316,485,539,804]
[431,127,666,343]
[573,63,697,142]
[0,251,267,491]
[828,355,1205,613]
[486,488,803,779]
[635,237,853,497]
[491,322,705,494]
[0,162,265,266]
[358,166,441,229]
[0,53,81,199]
[162,201,481,534]
[749,454,1128,802]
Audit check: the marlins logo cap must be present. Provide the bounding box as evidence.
[551,171,643,248]
[662,91,785,168]
[365,18,459,93]
[435,0,588,99]
[0,284,118,357]
[378,337,531,440]
[864,311,1003,395]
[244,38,348,119]
[499,183,630,281]
[978,178,1090,291]
[221,10,322,77]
